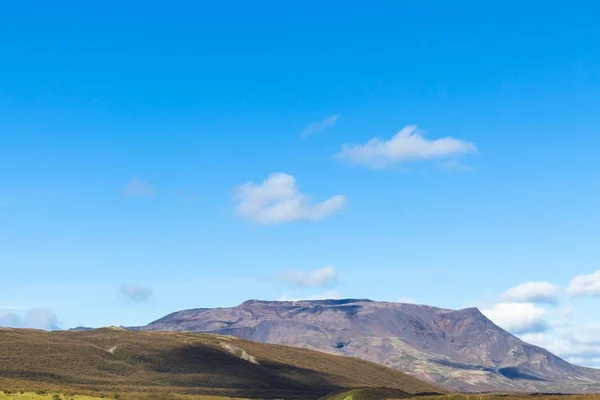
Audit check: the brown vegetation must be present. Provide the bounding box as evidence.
[0,328,441,399]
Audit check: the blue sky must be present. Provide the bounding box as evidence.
[2,0,600,366]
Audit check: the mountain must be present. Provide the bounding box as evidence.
[139,299,600,393]
[69,326,94,330]
[0,327,441,399]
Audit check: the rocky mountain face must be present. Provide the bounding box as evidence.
[137,299,600,393]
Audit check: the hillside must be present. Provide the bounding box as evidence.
[139,299,600,393]
[0,327,441,399]
[322,387,415,400]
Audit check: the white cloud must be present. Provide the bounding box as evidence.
[481,275,600,368]
[566,270,600,297]
[300,114,340,138]
[336,125,477,169]
[481,302,548,334]
[277,265,338,288]
[500,281,559,304]
[397,297,416,304]
[125,178,156,197]
[277,290,340,302]
[0,308,60,330]
[119,283,153,304]
[235,173,346,225]
[564,357,600,368]
[520,326,600,366]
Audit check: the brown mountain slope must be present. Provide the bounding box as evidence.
[139,299,600,393]
[0,327,442,399]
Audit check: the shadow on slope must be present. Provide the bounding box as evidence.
[0,328,442,399]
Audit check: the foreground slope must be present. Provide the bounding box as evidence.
[0,327,441,399]
[140,299,600,393]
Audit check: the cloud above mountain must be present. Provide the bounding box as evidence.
[521,325,600,368]
[235,173,346,224]
[480,274,600,367]
[481,302,548,334]
[397,297,416,304]
[336,125,477,169]
[501,281,559,304]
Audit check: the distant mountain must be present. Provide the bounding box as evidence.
[69,326,94,330]
[70,325,127,331]
[139,299,600,393]
[0,327,441,399]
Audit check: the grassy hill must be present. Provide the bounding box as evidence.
[0,328,442,399]
[322,387,416,400]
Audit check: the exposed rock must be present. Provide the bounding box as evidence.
[219,341,260,365]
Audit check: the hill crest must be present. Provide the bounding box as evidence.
[0,327,442,399]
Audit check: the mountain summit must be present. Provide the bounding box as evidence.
[139,299,600,392]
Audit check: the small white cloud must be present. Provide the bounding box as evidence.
[481,302,548,334]
[336,125,477,169]
[119,283,153,304]
[235,173,346,225]
[397,297,416,304]
[300,114,340,138]
[0,308,60,330]
[566,270,600,297]
[501,281,559,304]
[277,290,340,302]
[125,178,156,197]
[277,265,338,288]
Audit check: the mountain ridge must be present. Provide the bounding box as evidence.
[137,298,600,393]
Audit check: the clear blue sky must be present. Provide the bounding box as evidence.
[1,0,600,366]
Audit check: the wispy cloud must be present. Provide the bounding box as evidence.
[501,281,559,304]
[125,178,156,197]
[566,270,600,297]
[300,114,340,138]
[276,265,338,288]
[336,125,477,169]
[0,308,60,330]
[234,173,346,225]
[119,283,153,304]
